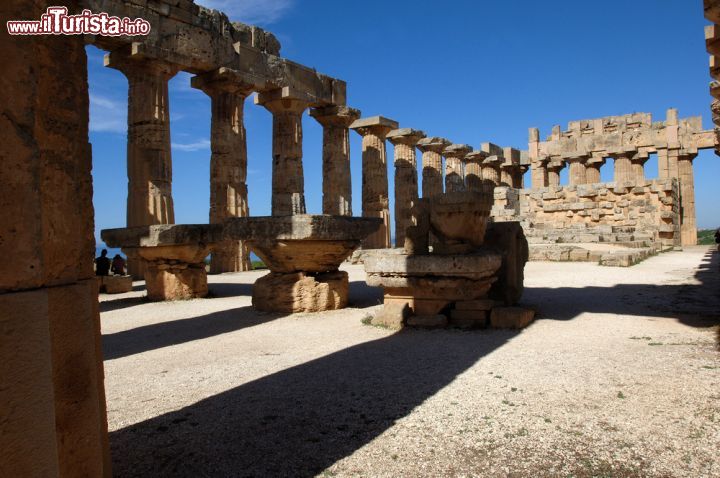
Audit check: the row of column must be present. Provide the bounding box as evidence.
[538,153,650,187]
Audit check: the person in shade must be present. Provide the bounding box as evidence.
[111,254,126,276]
[95,249,111,276]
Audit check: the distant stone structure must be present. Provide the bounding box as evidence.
[705,2,720,159]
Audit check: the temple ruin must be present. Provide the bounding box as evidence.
[1,0,718,476]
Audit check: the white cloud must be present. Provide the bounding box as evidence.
[198,0,294,25]
[172,139,211,152]
[89,93,126,134]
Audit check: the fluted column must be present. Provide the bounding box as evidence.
[678,153,698,246]
[256,89,310,216]
[566,155,588,186]
[612,152,634,184]
[631,155,649,182]
[387,128,426,247]
[416,137,450,198]
[310,105,360,216]
[586,155,605,184]
[350,116,399,249]
[481,155,502,193]
[105,52,179,278]
[443,144,472,192]
[464,151,487,192]
[546,160,563,187]
[192,68,253,273]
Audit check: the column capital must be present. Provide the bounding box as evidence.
[255,86,311,114]
[465,150,489,164]
[309,105,361,128]
[386,128,426,146]
[416,137,451,153]
[350,115,398,138]
[546,159,564,171]
[191,67,258,97]
[104,46,181,79]
[443,143,472,158]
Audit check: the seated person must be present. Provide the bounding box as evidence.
[95,249,111,276]
[111,254,126,276]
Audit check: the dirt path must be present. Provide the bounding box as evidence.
[101,247,719,477]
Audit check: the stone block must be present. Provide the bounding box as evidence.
[455,299,497,311]
[145,262,208,301]
[253,270,348,313]
[489,307,535,329]
[407,314,448,328]
[373,300,410,329]
[569,248,590,261]
[449,309,488,329]
[100,275,133,294]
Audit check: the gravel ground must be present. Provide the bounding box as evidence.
[101,246,720,477]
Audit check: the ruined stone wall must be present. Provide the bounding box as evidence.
[492,180,680,249]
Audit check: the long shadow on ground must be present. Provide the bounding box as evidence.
[109,327,517,477]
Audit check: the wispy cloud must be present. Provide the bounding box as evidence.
[198,0,294,25]
[172,139,211,152]
[89,93,126,134]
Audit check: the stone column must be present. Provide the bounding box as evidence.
[105,52,179,278]
[464,151,487,192]
[387,128,426,247]
[417,137,450,198]
[678,153,698,246]
[529,127,548,188]
[612,152,634,184]
[481,155,502,193]
[517,164,530,189]
[350,116,399,249]
[256,88,310,216]
[310,105,361,216]
[192,68,253,273]
[586,155,605,184]
[501,147,521,187]
[566,155,588,186]
[631,154,649,182]
[546,160,563,186]
[443,144,472,192]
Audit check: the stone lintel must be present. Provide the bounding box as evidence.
[386,128,426,146]
[255,86,314,111]
[190,67,261,95]
[502,147,522,165]
[443,143,472,158]
[309,105,361,126]
[416,137,451,153]
[101,224,222,249]
[104,42,185,76]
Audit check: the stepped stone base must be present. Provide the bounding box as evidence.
[252,270,349,313]
[528,243,660,267]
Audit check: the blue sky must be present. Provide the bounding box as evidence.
[89,0,720,242]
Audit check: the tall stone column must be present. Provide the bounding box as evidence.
[612,152,635,184]
[256,88,310,216]
[310,105,361,216]
[192,68,253,273]
[387,128,426,247]
[417,137,450,198]
[464,151,487,192]
[529,127,548,188]
[631,155,649,182]
[106,52,179,278]
[678,153,698,246]
[443,144,472,192]
[546,160,563,186]
[350,116,399,249]
[566,155,588,186]
[586,155,605,184]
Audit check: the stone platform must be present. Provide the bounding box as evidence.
[101,225,222,301]
[225,215,381,313]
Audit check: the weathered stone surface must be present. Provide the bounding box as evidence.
[310,105,361,216]
[417,137,450,198]
[449,309,488,329]
[484,222,529,306]
[489,307,535,329]
[388,128,425,247]
[225,215,381,273]
[455,299,498,311]
[252,270,348,313]
[351,116,398,249]
[99,275,133,294]
[371,300,410,329]
[429,191,494,251]
[364,249,502,282]
[443,144,472,192]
